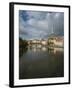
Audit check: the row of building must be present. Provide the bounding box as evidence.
[48,36,64,47]
[28,39,47,46]
[28,36,64,48]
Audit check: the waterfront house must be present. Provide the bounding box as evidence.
[28,39,48,46]
[41,39,48,46]
[48,36,64,47]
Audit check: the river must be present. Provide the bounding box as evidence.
[19,45,64,79]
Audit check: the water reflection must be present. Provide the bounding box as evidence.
[28,45,63,54]
[48,47,63,54]
[19,45,64,79]
[19,47,28,57]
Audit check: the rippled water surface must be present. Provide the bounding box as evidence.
[19,45,64,79]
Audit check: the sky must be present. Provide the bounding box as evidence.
[19,10,64,40]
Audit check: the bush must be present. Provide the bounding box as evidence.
[19,38,28,48]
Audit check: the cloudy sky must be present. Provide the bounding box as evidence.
[19,10,64,40]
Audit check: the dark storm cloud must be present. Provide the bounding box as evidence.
[19,10,64,40]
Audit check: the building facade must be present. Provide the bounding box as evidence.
[28,39,48,46]
[48,36,64,47]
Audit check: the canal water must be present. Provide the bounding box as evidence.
[19,45,64,79]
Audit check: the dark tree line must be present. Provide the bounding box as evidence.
[19,38,28,57]
[19,38,28,48]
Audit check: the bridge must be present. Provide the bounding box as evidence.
[28,39,48,46]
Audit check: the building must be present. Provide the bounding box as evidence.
[48,36,64,47]
[55,37,64,47]
[41,39,48,45]
[28,39,48,46]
